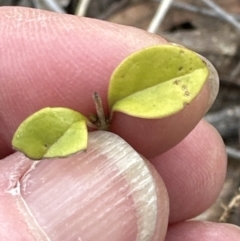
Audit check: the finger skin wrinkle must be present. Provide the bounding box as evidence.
[0,153,51,240]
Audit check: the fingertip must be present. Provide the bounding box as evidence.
[151,120,227,222]
[166,221,240,241]
[1,132,169,241]
[110,81,210,158]
[0,7,167,158]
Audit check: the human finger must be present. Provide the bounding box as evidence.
[151,120,227,223]
[0,131,169,241]
[0,7,217,160]
[165,221,240,241]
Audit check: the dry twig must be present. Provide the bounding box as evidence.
[75,0,91,16]
[201,0,240,31]
[219,192,240,224]
[148,0,173,33]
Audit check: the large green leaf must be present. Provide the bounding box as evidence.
[108,45,209,118]
[12,107,88,160]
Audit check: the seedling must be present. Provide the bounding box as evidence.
[12,45,211,160]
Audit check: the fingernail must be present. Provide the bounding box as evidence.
[198,54,219,111]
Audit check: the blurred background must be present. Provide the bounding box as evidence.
[1,0,240,226]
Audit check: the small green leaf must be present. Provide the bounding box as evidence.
[12,107,88,160]
[108,45,209,118]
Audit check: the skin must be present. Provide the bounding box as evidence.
[0,6,240,241]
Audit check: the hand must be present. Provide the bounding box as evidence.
[0,7,239,241]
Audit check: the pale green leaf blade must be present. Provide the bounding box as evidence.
[108,45,209,118]
[12,107,88,160]
[43,120,87,158]
[112,69,206,118]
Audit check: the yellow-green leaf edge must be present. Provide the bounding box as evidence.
[12,107,88,160]
[108,45,209,118]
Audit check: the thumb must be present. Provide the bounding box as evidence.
[0,131,169,241]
